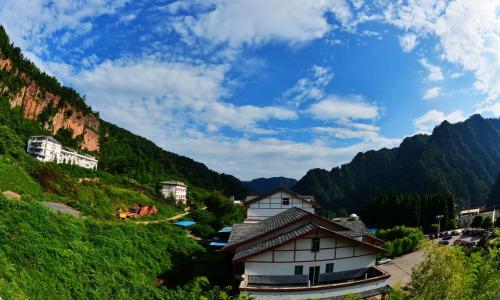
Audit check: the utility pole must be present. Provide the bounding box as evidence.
[436,215,444,237]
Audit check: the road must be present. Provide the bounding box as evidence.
[378,232,483,287]
[42,202,82,217]
[377,250,425,287]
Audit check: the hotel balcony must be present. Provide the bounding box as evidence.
[239,267,390,299]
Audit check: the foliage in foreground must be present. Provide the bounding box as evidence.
[389,242,500,300]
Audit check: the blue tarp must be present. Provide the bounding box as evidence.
[209,241,227,247]
[174,220,196,227]
[218,226,232,233]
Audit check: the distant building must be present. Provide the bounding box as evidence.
[27,136,98,170]
[457,208,498,227]
[160,180,187,204]
[223,208,390,300]
[243,188,320,223]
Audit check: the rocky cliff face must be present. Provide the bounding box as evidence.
[0,57,99,151]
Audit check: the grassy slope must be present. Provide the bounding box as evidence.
[0,194,202,300]
[0,158,42,197]
[0,126,222,299]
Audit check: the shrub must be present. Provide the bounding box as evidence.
[471,216,483,228]
[482,216,492,229]
[376,226,424,258]
[190,224,216,239]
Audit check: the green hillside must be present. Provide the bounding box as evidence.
[0,122,244,299]
[293,115,500,213]
[0,25,248,198]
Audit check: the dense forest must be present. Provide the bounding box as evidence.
[294,115,500,213]
[360,193,456,232]
[0,25,249,198]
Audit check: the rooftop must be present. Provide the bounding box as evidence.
[160,180,187,187]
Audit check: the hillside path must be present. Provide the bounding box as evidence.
[134,211,189,225]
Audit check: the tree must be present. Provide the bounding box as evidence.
[403,242,500,300]
[471,215,483,228]
[481,216,492,229]
[495,217,500,228]
[488,172,500,207]
[430,224,439,234]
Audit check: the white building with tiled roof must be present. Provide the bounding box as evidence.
[243,188,320,223]
[224,207,390,300]
[160,180,187,205]
[27,136,98,170]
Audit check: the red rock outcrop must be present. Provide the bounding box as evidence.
[0,57,100,152]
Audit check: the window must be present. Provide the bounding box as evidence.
[326,263,334,273]
[311,238,320,252]
[294,265,303,275]
[282,198,290,206]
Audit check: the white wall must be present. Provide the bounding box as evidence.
[242,277,389,300]
[243,234,377,276]
[161,185,187,204]
[27,137,98,170]
[246,191,315,220]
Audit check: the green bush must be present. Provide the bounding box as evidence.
[376,226,424,258]
[190,224,216,239]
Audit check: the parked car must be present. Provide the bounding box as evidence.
[439,240,449,245]
[377,258,392,265]
[442,236,453,241]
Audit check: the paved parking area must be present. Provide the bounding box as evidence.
[379,232,483,288]
[435,234,481,246]
[377,250,425,287]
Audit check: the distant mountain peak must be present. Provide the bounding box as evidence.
[294,115,500,212]
[243,177,298,195]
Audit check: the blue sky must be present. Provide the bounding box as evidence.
[1,0,499,180]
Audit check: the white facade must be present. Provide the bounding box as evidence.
[458,208,498,228]
[238,231,388,300]
[227,207,389,300]
[160,181,187,204]
[244,233,378,276]
[27,136,98,170]
[241,277,390,300]
[245,190,317,222]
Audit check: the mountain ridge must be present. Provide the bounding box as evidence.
[293,114,500,212]
[243,177,297,195]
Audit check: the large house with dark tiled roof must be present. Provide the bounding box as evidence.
[223,208,390,300]
[243,188,320,223]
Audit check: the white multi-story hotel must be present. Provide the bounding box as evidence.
[160,180,188,205]
[224,208,390,300]
[27,136,98,170]
[243,188,320,223]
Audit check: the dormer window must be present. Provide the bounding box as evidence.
[282,198,290,206]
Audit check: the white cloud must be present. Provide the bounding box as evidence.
[67,57,296,135]
[383,0,500,115]
[413,109,466,134]
[419,58,444,81]
[398,33,418,52]
[307,95,379,121]
[422,86,442,100]
[0,0,128,55]
[283,65,333,107]
[170,0,353,48]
